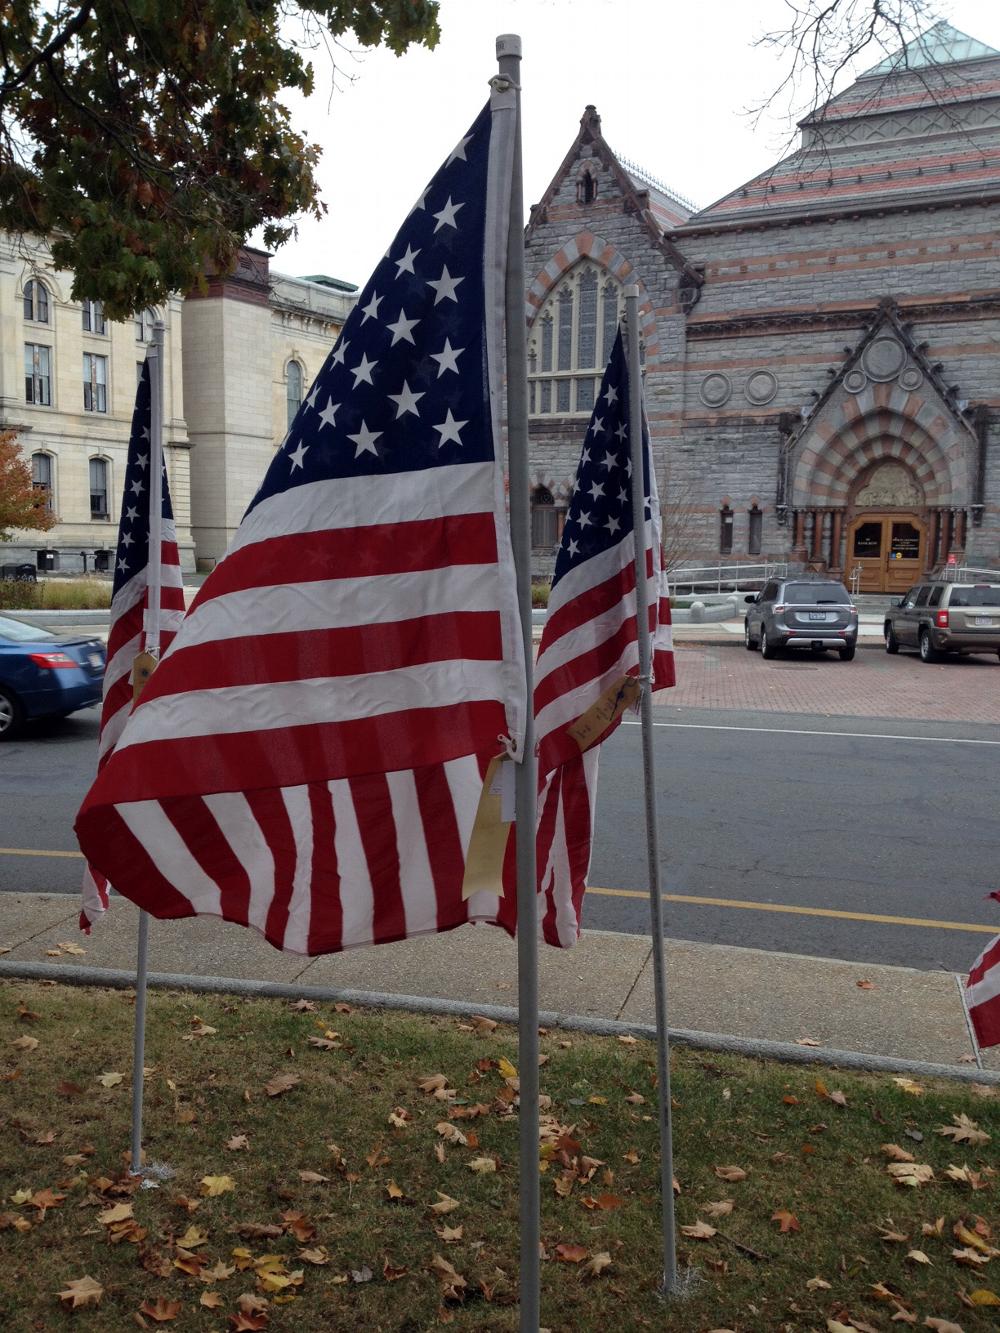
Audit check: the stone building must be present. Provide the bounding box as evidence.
[1,240,354,573]
[525,22,1000,591]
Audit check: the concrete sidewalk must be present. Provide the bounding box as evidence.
[1,892,994,1077]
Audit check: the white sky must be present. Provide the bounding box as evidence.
[267,0,1000,286]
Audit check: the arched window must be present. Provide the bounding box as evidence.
[82,299,106,335]
[576,170,597,206]
[530,484,558,551]
[748,505,763,556]
[528,261,625,417]
[286,360,304,428]
[31,453,54,512]
[24,278,50,323]
[135,307,158,343]
[89,458,110,519]
[720,505,734,556]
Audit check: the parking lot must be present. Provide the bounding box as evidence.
[662,639,1000,725]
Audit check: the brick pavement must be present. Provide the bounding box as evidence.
[660,641,1000,724]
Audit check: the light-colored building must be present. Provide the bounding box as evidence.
[1,239,355,573]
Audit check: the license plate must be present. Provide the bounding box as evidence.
[808,612,826,621]
[88,653,103,669]
[974,617,994,627]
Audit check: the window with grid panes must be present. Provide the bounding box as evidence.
[89,458,110,518]
[23,278,50,323]
[82,299,106,335]
[32,453,54,511]
[83,353,108,412]
[528,261,626,416]
[286,360,304,429]
[530,485,559,551]
[25,343,52,404]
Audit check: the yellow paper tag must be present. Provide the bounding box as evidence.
[567,675,639,751]
[131,650,158,703]
[460,755,513,900]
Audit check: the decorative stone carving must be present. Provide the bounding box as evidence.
[862,336,906,382]
[898,365,923,391]
[745,369,777,405]
[699,372,731,408]
[854,462,923,508]
[843,369,868,394]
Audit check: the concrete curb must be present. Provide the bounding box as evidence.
[3,959,995,1087]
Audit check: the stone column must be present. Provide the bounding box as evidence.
[928,510,940,571]
[792,510,806,561]
[810,510,824,563]
[956,508,967,551]
[829,510,844,573]
[941,509,954,561]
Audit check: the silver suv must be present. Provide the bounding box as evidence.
[884,581,1000,662]
[744,579,858,661]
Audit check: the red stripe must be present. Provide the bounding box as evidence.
[414,764,468,932]
[190,513,499,609]
[307,784,342,954]
[544,561,636,647]
[971,994,1000,1049]
[75,806,196,921]
[535,614,640,715]
[351,774,406,943]
[969,937,1000,985]
[138,612,503,702]
[79,699,507,807]
[248,789,296,946]
[562,755,592,937]
[161,796,252,927]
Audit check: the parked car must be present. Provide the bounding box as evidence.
[883,581,1000,662]
[744,578,858,660]
[0,614,106,739]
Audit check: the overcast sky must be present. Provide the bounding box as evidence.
[268,0,1000,287]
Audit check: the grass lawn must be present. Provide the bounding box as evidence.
[0,579,112,612]
[2,981,998,1332]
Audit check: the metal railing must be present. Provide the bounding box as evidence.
[668,561,788,594]
[942,565,1000,582]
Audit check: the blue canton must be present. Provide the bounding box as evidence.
[249,102,495,515]
[552,330,650,588]
[113,358,174,595]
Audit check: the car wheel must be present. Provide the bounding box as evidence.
[760,628,777,660]
[839,643,856,662]
[918,629,939,664]
[0,687,24,741]
[744,620,755,651]
[884,623,899,654]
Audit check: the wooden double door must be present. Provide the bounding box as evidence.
[847,512,926,594]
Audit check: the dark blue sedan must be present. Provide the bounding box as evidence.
[0,614,106,740]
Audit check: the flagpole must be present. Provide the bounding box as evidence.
[497,33,540,1333]
[130,321,165,1175]
[624,285,678,1294]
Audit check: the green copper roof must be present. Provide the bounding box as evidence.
[861,20,998,77]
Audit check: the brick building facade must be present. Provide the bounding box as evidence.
[525,22,1000,591]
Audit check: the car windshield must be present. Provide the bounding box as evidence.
[949,586,1000,608]
[783,584,850,605]
[0,614,54,643]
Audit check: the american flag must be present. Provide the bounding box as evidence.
[500,329,674,947]
[80,356,185,930]
[966,928,1000,1049]
[75,96,525,954]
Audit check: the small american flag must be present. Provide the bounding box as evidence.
[80,356,185,930]
[75,95,524,954]
[501,329,674,947]
[966,930,1000,1049]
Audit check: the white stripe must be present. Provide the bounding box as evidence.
[330,780,374,948]
[116,800,222,916]
[203,792,274,930]
[535,589,640,685]
[227,464,498,557]
[104,631,143,693]
[176,564,504,650]
[536,638,639,748]
[280,785,314,954]
[444,755,500,923]
[115,659,512,752]
[385,769,439,937]
[98,702,132,759]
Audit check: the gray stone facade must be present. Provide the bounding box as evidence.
[525,24,1000,592]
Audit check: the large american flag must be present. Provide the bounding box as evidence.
[80,356,185,929]
[75,95,525,954]
[967,926,1000,1048]
[500,329,674,947]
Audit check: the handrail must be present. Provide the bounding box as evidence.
[669,561,788,593]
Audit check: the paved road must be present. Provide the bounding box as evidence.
[2,659,998,972]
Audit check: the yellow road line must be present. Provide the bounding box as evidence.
[1,847,995,936]
[588,886,998,934]
[0,847,82,860]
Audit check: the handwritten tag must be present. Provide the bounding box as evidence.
[461,756,514,900]
[567,675,639,751]
[131,650,158,703]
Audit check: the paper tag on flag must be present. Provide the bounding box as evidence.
[461,756,514,900]
[568,675,640,751]
[131,650,158,703]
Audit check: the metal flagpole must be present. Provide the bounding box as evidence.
[624,285,679,1294]
[497,33,541,1333]
[130,320,166,1175]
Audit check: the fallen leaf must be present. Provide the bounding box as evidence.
[886,1162,934,1187]
[467,1156,497,1174]
[906,1249,932,1265]
[713,1165,747,1182]
[680,1220,717,1240]
[204,1261,236,1281]
[56,1276,104,1310]
[856,979,876,989]
[429,1192,461,1215]
[298,1170,328,1184]
[11,1035,39,1052]
[617,1034,638,1046]
[952,1247,990,1267]
[290,998,316,1011]
[554,1243,589,1263]
[891,1077,924,1096]
[383,1256,408,1281]
[264,1072,301,1097]
[772,1209,800,1233]
[97,1072,124,1088]
[226,1135,250,1152]
[815,1079,848,1108]
[881,1144,916,1163]
[967,1289,1000,1306]
[138,1297,183,1322]
[200,1292,224,1309]
[299,1247,329,1266]
[581,1251,613,1277]
[923,1320,965,1333]
[385,1181,405,1201]
[98,1202,135,1226]
[200,1174,236,1197]
[436,1225,463,1243]
[796,1037,820,1047]
[701,1199,734,1218]
[806,1277,832,1290]
[496,1057,517,1080]
[30,1188,66,1212]
[936,1114,990,1147]
[944,1164,988,1190]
